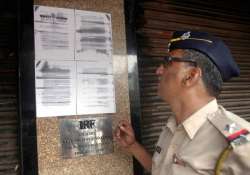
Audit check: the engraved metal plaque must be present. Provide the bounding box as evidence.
[59,116,113,158]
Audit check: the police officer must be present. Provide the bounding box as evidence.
[114,31,250,175]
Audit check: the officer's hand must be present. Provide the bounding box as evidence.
[114,120,136,149]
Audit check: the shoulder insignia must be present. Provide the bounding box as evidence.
[208,108,250,148]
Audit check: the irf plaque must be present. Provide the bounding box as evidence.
[59,116,113,158]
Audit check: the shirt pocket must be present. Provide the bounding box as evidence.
[172,153,214,175]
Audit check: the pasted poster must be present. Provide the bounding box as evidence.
[35,60,76,117]
[34,6,115,117]
[76,63,115,114]
[34,5,75,60]
[75,10,115,115]
[75,10,112,62]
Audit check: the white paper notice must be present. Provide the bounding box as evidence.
[76,60,113,75]
[35,60,76,117]
[75,10,112,62]
[33,6,116,117]
[76,72,115,115]
[75,10,115,114]
[34,5,75,60]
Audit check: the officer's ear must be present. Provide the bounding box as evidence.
[182,67,202,87]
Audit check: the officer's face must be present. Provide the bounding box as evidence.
[156,49,190,103]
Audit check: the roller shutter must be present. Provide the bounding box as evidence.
[0,5,19,175]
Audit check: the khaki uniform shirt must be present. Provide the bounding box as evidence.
[152,99,250,175]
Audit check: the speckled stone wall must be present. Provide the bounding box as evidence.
[34,0,133,175]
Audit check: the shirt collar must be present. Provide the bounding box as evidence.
[182,99,218,139]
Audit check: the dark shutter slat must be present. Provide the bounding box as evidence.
[0,9,19,175]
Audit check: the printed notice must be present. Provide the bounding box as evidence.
[35,60,76,117]
[76,62,115,114]
[75,10,115,115]
[34,5,75,60]
[34,6,115,117]
[75,10,112,62]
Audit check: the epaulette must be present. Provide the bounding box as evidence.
[208,109,250,148]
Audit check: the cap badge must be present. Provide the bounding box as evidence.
[168,31,191,47]
[180,31,191,40]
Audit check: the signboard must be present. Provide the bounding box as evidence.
[59,116,113,158]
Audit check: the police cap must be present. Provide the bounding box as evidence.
[168,31,240,81]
